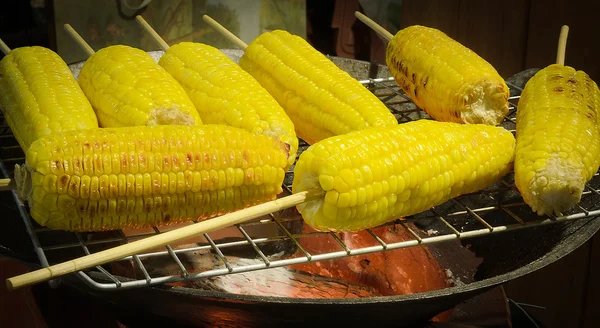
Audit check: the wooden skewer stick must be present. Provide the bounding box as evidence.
[0,178,15,191]
[201,15,248,50]
[354,11,394,42]
[556,25,569,65]
[63,24,95,57]
[0,38,11,55]
[7,190,317,290]
[135,15,170,52]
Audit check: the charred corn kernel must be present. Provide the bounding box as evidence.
[515,64,600,216]
[0,46,98,151]
[386,25,509,125]
[292,119,515,232]
[239,30,397,145]
[15,125,288,232]
[78,45,201,128]
[158,42,298,168]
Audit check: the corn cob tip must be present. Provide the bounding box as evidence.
[146,104,198,126]
[459,80,510,125]
[521,154,586,216]
[14,163,32,203]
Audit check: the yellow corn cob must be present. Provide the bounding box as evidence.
[386,25,510,125]
[158,42,298,167]
[292,120,515,232]
[239,30,398,145]
[515,64,600,216]
[78,45,201,128]
[0,46,98,151]
[15,125,289,231]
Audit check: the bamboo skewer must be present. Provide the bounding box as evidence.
[6,190,315,290]
[201,15,248,49]
[135,15,170,51]
[0,38,11,56]
[0,178,14,191]
[63,24,96,57]
[354,12,394,42]
[6,23,322,290]
[556,25,569,65]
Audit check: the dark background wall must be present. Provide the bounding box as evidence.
[317,0,599,81]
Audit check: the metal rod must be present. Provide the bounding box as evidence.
[133,255,152,284]
[75,233,122,287]
[451,199,495,231]
[400,222,422,242]
[329,232,351,255]
[151,227,189,277]
[501,206,525,224]
[204,233,232,272]
[272,214,312,260]
[166,245,189,277]
[237,225,271,266]
[431,208,461,236]
[366,229,387,249]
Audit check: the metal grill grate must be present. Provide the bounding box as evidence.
[2,75,600,291]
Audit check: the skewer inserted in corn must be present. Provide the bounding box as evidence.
[292,119,515,232]
[386,25,510,125]
[77,45,201,128]
[0,46,98,151]
[15,125,289,231]
[239,30,398,145]
[515,64,600,216]
[157,42,298,168]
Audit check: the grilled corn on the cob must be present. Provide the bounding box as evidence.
[386,25,509,125]
[0,46,98,151]
[292,119,515,232]
[158,42,298,167]
[15,125,289,231]
[239,30,398,145]
[78,45,201,128]
[515,64,600,216]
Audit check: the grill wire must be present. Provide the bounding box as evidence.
[1,75,600,291]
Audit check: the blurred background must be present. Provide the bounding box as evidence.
[1,0,598,79]
[0,1,599,327]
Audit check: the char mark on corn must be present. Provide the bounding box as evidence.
[515,64,600,216]
[18,125,289,231]
[386,25,510,126]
